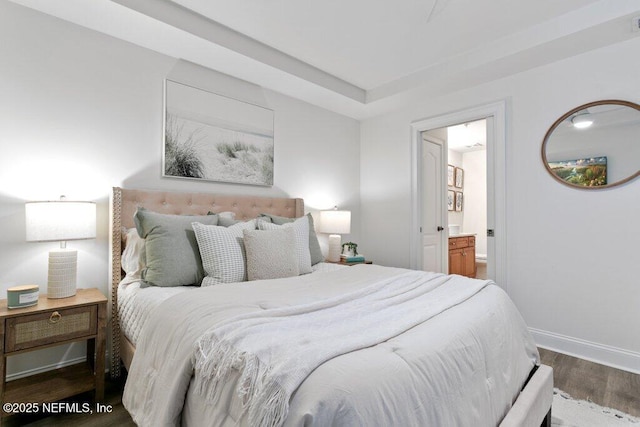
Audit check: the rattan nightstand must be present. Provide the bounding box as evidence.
[0,288,107,417]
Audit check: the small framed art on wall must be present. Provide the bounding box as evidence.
[455,167,464,188]
[455,191,463,212]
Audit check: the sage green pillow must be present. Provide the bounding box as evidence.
[258,213,323,265]
[134,208,219,287]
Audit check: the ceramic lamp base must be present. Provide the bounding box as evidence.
[47,249,77,299]
[327,234,342,263]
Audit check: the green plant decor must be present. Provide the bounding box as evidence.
[341,242,358,256]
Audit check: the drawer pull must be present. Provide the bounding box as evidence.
[49,311,62,324]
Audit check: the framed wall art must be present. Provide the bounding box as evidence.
[455,167,464,188]
[447,165,455,187]
[163,80,274,186]
[447,190,455,211]
[455,191,463,212]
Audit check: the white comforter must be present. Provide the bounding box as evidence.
[117,262,344,346]
[123,265,538,427]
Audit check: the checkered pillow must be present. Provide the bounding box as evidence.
[192,220,257,286]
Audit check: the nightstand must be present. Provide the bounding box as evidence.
[0,288,107,417]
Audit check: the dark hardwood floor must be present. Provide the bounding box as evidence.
[539,347,640,418]
[1,375,135,427]
[2,348,638,425]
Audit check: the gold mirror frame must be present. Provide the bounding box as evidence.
[541,99,640,190]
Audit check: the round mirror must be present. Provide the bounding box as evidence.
[542,100,640,189]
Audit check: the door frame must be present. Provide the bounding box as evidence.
[410,100,508,290]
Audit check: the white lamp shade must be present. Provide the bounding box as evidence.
[319,210,351,234]
[26,201,96,242]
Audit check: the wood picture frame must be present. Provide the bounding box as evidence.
[455,191,463,212]
[447,165,455,187]
[455,167,464,188]
[447,190,455,211]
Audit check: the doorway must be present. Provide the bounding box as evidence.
[410,101,507,289]
[423,120,488,279]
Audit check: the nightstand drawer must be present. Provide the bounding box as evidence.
[5,305,97,353]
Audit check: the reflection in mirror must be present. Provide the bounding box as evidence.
[542,100,640,189]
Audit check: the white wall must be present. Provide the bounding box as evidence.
[361,36,640,372]
[461,149,487,257]
[0,2,360,378]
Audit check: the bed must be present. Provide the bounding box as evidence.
[109,187,553,427]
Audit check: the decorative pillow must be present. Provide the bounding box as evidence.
[121,228,146,284]
[243,228,299,281]
[208,211,241,227]
[259,213,323,265]
[192,219,257,286]
[134,208,219,287]
[258,216,312,274]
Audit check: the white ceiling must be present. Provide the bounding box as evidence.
[448,119,486,153]
[172,0,599,90]
[9,0,640,119]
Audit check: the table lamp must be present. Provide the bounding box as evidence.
[319,208,351,262]
[25,197,96,298]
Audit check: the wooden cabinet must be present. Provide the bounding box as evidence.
[0,288,107,418]
[448,236,476,278]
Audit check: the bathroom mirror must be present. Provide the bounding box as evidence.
[541,100,640,189]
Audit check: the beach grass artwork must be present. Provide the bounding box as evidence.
[548,156,607,187]
[163,80,274,186]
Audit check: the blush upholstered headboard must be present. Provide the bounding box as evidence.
[109,186,304,377]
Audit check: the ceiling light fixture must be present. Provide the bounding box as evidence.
[571,113,593,129]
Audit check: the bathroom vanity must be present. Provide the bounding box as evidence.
[448,234,476,278]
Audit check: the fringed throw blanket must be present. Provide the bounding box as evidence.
[194,270,489,427]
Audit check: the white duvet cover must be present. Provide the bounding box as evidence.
[123,265,539,427]
[117,263,344,345]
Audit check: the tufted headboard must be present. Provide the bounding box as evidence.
[109,186,304,377]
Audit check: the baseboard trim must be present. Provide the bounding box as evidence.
[6,356,86,382]
[530,327,640,375]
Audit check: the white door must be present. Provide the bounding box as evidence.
[421,134,446,273]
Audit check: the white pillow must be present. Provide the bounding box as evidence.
[217,211,240,227]
[121,228,146,284]
[243,228,299,281]
[192,219,257,286]
[258,216,312,274]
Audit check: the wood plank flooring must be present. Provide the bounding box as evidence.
[2,348,638,425]
[1,375,134,427]
[539,347,640,418]
[476,262,487,279]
